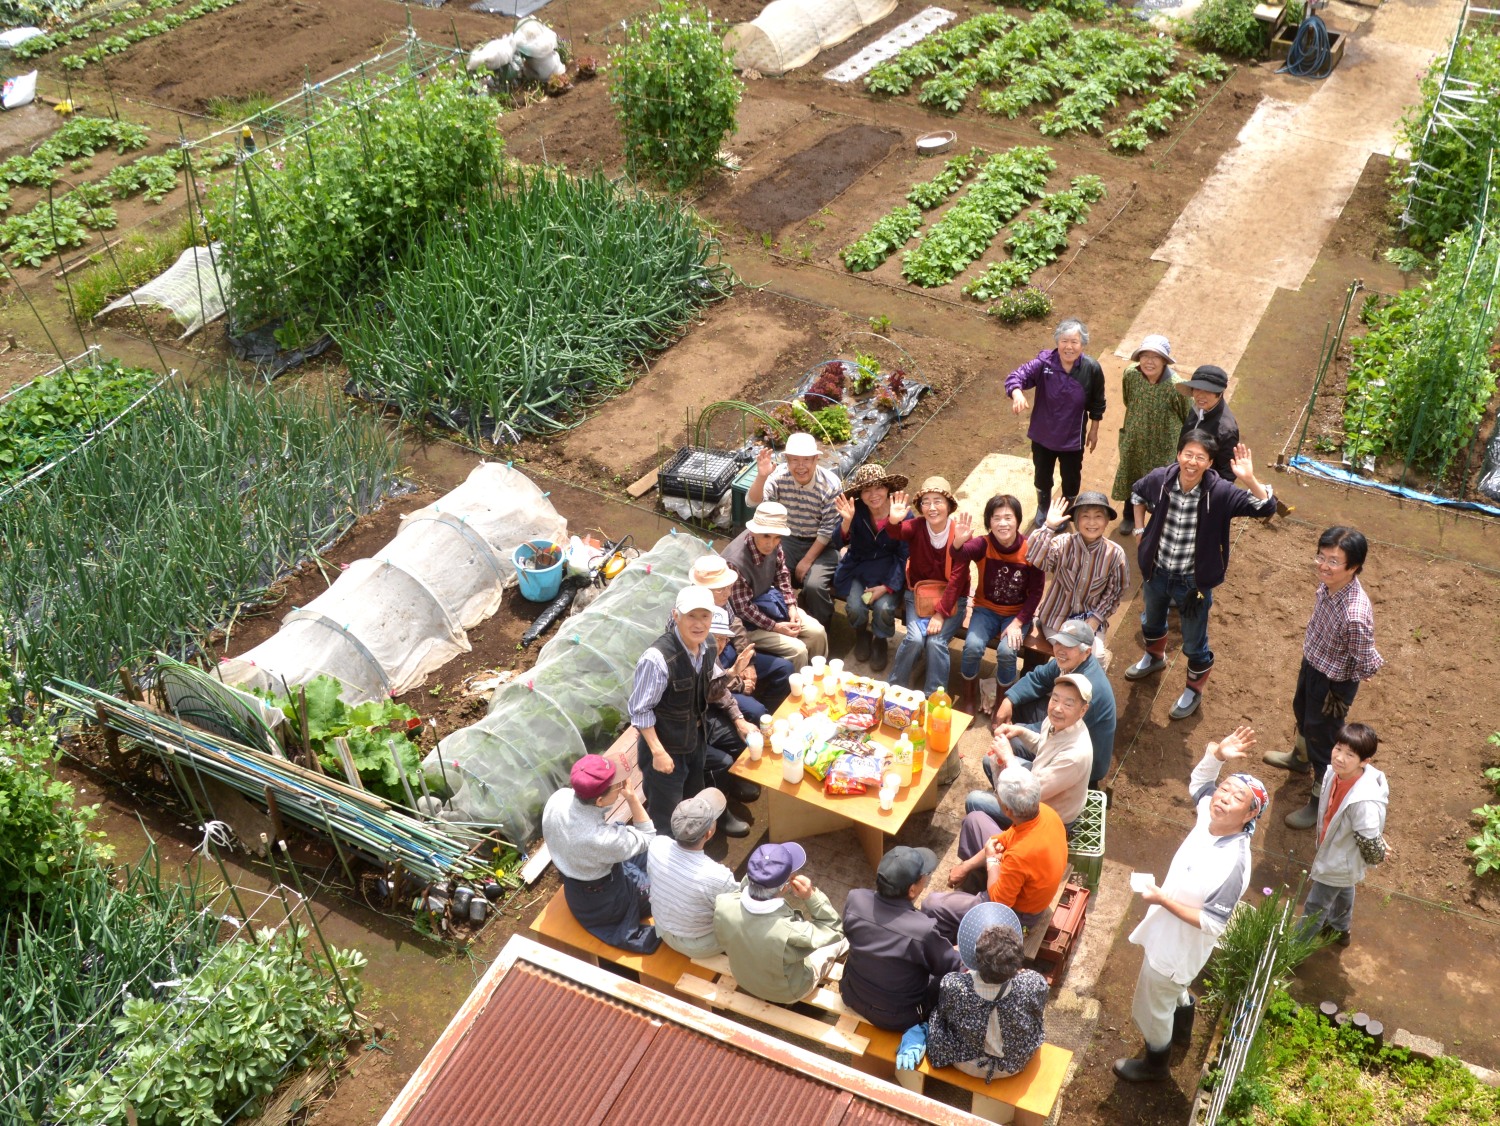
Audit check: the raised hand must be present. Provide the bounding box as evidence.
[952,510,973,545]
[888,490,911,522]
[756,444,775,478]
[1215,725,1257,762]
[1229,443,1255,481]
[1010,389,1029,416]
[1045,494,1070,530]
[834,492,857,527]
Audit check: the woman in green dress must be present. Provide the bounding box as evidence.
[1112,334,1187,532]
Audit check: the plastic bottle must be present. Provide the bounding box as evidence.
[892,733,914,788]
[909,720,926,780]
[781,739,805,785]
[927,686,952,757]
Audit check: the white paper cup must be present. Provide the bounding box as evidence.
[788,674,804,698]
[878,788,894,812]
[829,658,844,678]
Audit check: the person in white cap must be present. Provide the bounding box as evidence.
[748,433,843,627]
[1112,334,1187,533]
[627,585,726,835]
[721,501,829,667]
[690,554,793,720]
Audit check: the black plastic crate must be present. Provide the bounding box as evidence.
[659,446,742,501]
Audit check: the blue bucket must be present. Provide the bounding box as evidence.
[512,539,564,601]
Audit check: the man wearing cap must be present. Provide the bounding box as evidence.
[691,554,793,719]
[1177,365,1240,481]
[973,673,1093,829]
[646,789,740,958]
[994,620,1117,787]
[541,754,659,954]
[1026,491,1129,644]
[700,613,764,836]
[749,434,843,627]
[922,767,1069,940]
[721,501,830,668]
[1127,432,1276,719]
[628,586,730,836]
[714,842,849,1005]
[839,846,962,1031]
[832,463,909,670]
[1116,726,1263,1083]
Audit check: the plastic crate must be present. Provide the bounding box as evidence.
[1067,789,1107,896]
[730,462,759,527]
[659,446,742,503]
[1034,883,1090,986]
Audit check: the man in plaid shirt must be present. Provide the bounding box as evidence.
[1126,430,1276,720]
[1265,527,1382,829]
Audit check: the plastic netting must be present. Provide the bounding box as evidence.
[424,531,711,843]
[219,463,566,702]
[724,0,896,75]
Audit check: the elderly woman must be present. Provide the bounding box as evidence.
[833,463,909,672]
[883,477,972,694]
[1005,318,1107,526]
[1027,491,1129,643]
[1116,726,1265,1083]
[1113,335,1188,533]
[894,901,1049,1083]
[951,495,1044,717]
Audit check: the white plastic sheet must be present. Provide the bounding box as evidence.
[725,0,896,76]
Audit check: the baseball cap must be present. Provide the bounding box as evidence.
[1047,620,1095,649]
[675,585,716,615]
[1055,672,1094,705]
[747,841,807,888]
[671,788,727,843]
[875,845,938,898]
[958,901,1023,970]
[569,754,619,801]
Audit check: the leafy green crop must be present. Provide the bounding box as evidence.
[102,151,184,202]
[965,175,1105,300]
[907,147,983,209]
[610,1,743,190]
[57,0,241,71]
[0,115,148,189]
[0,193,116,268]
[1470,738,1500,876]
[1187,0,1265,59]
[0,357,160,482]
[990,285,1053,323]
[841,203,924,272]
[261,676,424,804]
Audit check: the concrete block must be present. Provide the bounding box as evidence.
[1463,1062,1500,1088]
[1391,1028,1444,1061]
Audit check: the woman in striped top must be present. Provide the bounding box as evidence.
[1026,491,1128,644]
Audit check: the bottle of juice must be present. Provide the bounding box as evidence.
[892,733,914,788]
[927,686,952,757]
[908,721,926,780]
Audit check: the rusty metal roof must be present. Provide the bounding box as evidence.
[381,937,985,1126]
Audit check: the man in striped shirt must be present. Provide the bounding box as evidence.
[1025,491,1129,644]
[748,433,843,627]
[1265,527,1383,830]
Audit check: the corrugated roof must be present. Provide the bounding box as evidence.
[381,937,979,1126]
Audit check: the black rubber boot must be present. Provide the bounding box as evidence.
[718,808,750,838]
[1173,995,1196,1045]
[1034,490,1050,528]
[1113,1044,1173,1083]
[853,624,872,663]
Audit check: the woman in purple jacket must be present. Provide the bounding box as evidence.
[1005,319,1107,526]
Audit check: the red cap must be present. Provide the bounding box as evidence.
[570,754,619,800]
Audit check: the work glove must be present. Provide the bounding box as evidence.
[1321,692,1351,720]
[1180,590,1205,622]
[896,1023,929,1071]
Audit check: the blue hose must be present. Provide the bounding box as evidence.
[1279,15,1334,79]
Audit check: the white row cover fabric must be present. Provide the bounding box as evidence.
[725,0,896,76]
[98,244,227,337]
[220,463,566,704]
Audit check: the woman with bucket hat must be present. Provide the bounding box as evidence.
[1113,335,1189,532]
[1026,491,1129,644]
[883,477,972,695]
[833,463,909,671]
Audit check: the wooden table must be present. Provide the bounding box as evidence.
[730,698,973,869]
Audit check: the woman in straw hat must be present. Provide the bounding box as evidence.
[1112,334,1188,533]
[833,463,909,671]
[883,477,972,695]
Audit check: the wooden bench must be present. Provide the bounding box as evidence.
[828,600,1057,681]
[528,889,717,997]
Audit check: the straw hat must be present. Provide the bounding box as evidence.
[915,475,957,509]
[690,555,739,590]
[842,462,908,498]
[746,501,792,536]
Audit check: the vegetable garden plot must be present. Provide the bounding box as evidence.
[0,378,398,692]
[423,531,709,844]
[335,170,732,442]
[220,462,567,704]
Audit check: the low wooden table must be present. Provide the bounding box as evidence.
[730,698,973,869]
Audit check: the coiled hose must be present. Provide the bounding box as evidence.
[1279,15,1334,79]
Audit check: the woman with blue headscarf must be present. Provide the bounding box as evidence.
[1115,726,1266,1084]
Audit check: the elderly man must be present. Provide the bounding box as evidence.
[646,789,739,958]
[1176,365,1240,481]
[748,433,843,626]
[995,620,1117,786]
[700,615,761,837]
[922,768,1069,941]
[1264,527,1383,831]
[628,585,728,836]
[714,842,848,1004]
[1115,726,1265,1083]
[541,754,659,954]
[1126,432,1276,719]
[840,846,962,1032]
[690,554,792,718]
[970,672,1093,831]
[721,501,829,667]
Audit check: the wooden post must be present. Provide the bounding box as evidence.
[265,785,285,849]
[95,703,121,759]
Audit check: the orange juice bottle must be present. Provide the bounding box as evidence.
[926,686,952,756]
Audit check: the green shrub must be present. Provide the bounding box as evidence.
[1187,0,1265,59]
[208,64,503,345]
[989,286,1053,323]
[609,1,743,190]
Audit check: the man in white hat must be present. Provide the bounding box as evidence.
[721,501,829,668]
[748,433,843,627]
[628,585,727,835]
[690,554,793,721]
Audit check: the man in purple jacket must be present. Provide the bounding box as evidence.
[1125,431,1275,719]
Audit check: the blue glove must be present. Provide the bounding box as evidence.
[896,1023,928,1071]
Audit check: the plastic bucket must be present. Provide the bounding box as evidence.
[513,540,564,601]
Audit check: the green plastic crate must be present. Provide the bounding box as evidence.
[1068,789,1107,896]
[730,462,760,528]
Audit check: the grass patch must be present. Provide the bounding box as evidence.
[65,217,199,321]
